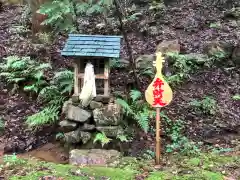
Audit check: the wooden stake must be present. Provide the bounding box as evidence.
[156,108,161,165]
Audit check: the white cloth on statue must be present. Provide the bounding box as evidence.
[79,62,96,107]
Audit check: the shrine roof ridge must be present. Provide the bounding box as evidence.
[61,34,122,58]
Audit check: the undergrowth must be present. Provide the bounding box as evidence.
[189,96,217,115]
[0,55,74,129]
[116,90,155,133]
[26,70,74,129]
[160,112,201,155]
[0,56,51,94]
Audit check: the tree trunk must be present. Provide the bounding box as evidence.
[27,0,50,34]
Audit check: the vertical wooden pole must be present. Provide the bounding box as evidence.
[73,60,79,96]
[156,107,161,165]
[104,59,110,96]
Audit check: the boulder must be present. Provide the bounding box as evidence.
[58,120,78,132]
[79,123,96,131]
[94,95,110,104]
[93,102,122,126]
[64,129,91,144]
[203,41,234,58]
[156,39,181,54]
[69,149,121,166]
[96,126,124,137]
[135,54,155,73]
[90,101,103,110]
[62,99,72,115]
[67,105,91,123]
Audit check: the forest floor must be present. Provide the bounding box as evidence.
[0,150,240,180]
[0,1,239,179]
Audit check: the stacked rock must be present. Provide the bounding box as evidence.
[59,96,123,146]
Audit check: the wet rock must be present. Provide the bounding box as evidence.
[79,124,95,131]
[69,149,121,166]
[94,95,110,104]
[135,54,155,73]
[59,120,78,132]
[203,41,234,58]
[96,126,124,137]
[93,102,122,126]
[67,105,91,123]
[156,39,181,54]
[90,101,103,110]
[64,129,91,144]
[62,99,72,115]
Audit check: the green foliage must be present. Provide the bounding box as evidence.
[93,132,112,147]
[142,149,155,160]
[50,70,74,95]
[209,22,221,29]
[0,118,5,134]
[165,52,198,85]
[93,132,129,147]
[161,112,200,155]
[116,90,155,133]
[232,94,240,100]
[39,0,113,33]
[26,70,73,129]
[0,56,51,93]
[39,0,78,33]
[116,134,129,142]
[110,58,127,69]
[26,105,60,129]
[55,132,65,140]
[189,96,217,115]
[3,153,27,166]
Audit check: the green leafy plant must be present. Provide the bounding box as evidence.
[0,56,51,93]
[50,70,74,95]
[209,22,221,29]
[165,52,198,85]
[26,70,73,129]
[116,90,155,133]
[161,112,200,155]
[0,118,5,135]
[93,132,112,147]
[39,0,114,33]
[189,96,217,115]
[26,105,60,129]
[116,134,129,142]
[56,132,65,140]
[3,153,27,166]
[142,149,155,160]
[232,94,240,100]
[110,58,128,69]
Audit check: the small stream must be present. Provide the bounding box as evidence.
[0,143,69,164]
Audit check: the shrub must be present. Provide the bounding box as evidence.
[116,90,155,133]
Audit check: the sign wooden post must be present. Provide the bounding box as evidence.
[145,52,173,165]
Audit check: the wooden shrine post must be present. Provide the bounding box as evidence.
[145,52,173,165]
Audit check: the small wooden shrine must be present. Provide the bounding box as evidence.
[61,34,122,98]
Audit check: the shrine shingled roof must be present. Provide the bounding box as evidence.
[61,34,122,58]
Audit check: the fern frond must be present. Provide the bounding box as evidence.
[116,98,133,115]
[26,105,59,129]
[130,90,142,102]
[38,85,60,102]
[135,110,149,133]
